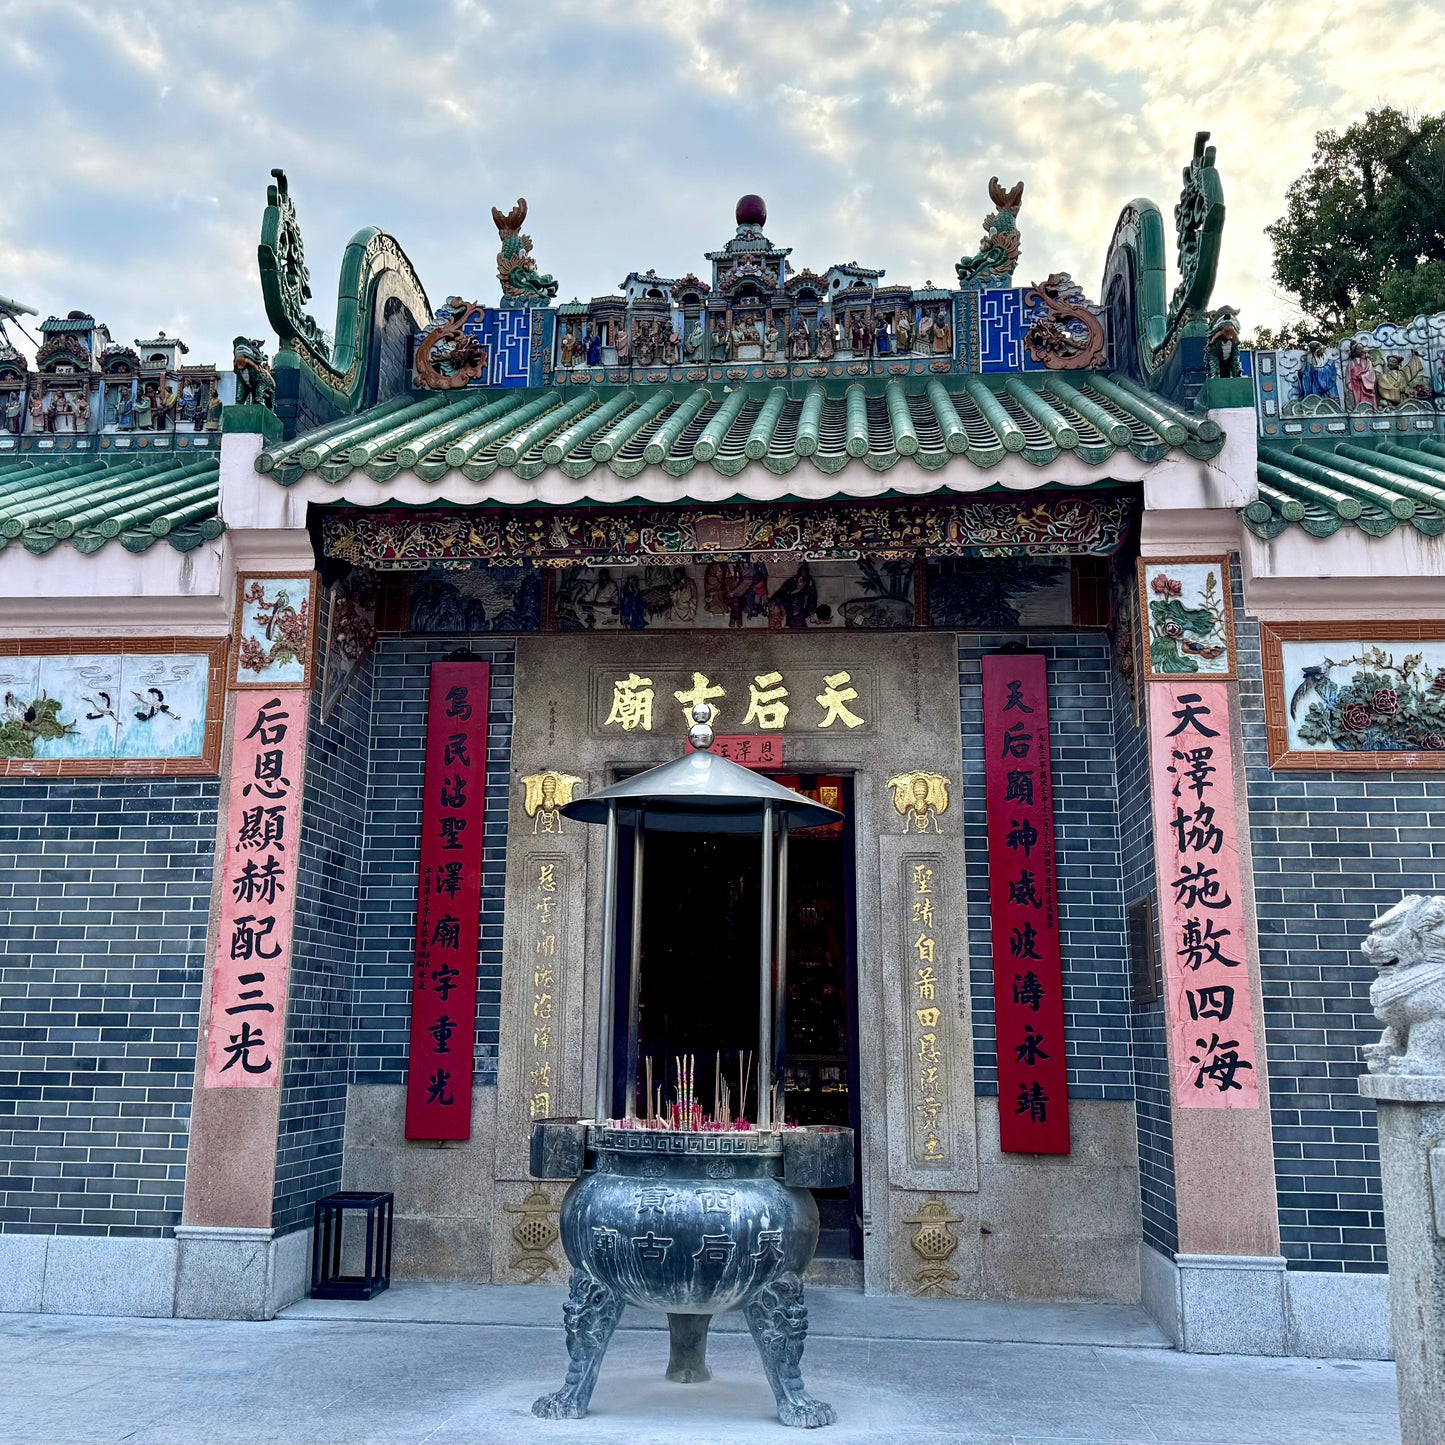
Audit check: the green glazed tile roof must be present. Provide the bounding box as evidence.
[255,373,1224,487]
[0,453,223,555]
[1245,439,1445,539]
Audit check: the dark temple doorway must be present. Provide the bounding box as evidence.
[613,775,862,1260]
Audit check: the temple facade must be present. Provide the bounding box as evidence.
[1,137,1442,1357]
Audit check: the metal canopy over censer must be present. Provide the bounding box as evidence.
[530,704,852,1428]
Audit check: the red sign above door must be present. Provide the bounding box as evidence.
[685,734,785,769]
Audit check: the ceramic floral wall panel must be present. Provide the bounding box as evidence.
[1260,622,1445,770]
[232,573,317,689]
[1137,557,1235,681]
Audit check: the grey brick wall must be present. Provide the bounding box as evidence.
[352,638,515,1086]
[1234,580,1445,1273]
[0,779,217,1236]
[272,615,375,1233]
[958,633,1134,1102]
[1111,659,1177,1257]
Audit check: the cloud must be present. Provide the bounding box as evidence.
[0,0,1439,365]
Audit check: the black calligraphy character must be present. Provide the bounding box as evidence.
[1015,1080,1049,1122]
[219,1021,272,1075]
[1012,970,1044,1011]
[444,685,472,721]
[438,815,467,851]
[1169,746,1217,801]
[1009,870,1042,909]
[431,914,461,950]
[1189,1033,1253,1093]
[693,1234,736,1265]
[1003,679,1035,713]
[1186,984,1236,1021]
[435,861,464,897]
[428,1013,456,1053]
[751,1229,785,1264]
[232,855,285,906]
[242,748,291,800]
[225,970,275,1016]
[243,698,290,746]
[1177,917,1242,970]
[1005,818,1039,856]
[1000,723,1031,759]
[735,739,752,761]
[430,962,460,1000]
[439,773,468,809]
[1010,922,1042,960]
[443,733,470,767]
[235,805,286,853]
[426,1067,455,1106]
[1166,692,1220,739]
[1172,862,1231,912]
[1170,802,1224,855]
[1004,769,1035,807]
[230,914,282,961]
[1015,1025,1049,1066]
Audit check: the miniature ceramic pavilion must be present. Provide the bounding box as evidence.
[0,136,1441,1365]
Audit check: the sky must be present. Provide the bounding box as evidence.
[1,0,1440,365]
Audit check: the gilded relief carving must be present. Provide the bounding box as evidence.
[886,771,951,833]
[521,771,582,833]
[505,1187,562,1282]
[903,1196,964,1297]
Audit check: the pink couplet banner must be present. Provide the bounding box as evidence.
[1148,681,1260,1109]
[203,690,310,1088]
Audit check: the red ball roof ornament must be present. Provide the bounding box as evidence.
[736,194,767,228]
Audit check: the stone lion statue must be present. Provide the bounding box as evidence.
[1361,894,1444,1076]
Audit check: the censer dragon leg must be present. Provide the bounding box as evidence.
[742,1272,836,1428]
[532,1268,625,1420]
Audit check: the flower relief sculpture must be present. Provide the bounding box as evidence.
[492,198,559,305]
[955,177,1024,288]
[1142,565,1229,675]
[1290,647,1445,753]
[1361,894,1445,1078]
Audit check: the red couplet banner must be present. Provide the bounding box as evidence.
[405,661,491,1140]
[982,653,1070,1154]
[203,690,310,1089]
[1147,680,1260,1109]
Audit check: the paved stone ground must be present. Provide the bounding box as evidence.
[0,1286,1399,1445]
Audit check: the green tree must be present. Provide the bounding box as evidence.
[1265,107,1445,333]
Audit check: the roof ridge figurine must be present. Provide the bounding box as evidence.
[955,176,1025,289]
[492,198,559,306]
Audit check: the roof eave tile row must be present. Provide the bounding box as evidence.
[1244,438,1445,539]
[0,455,224,556]
[256,373,1223,489]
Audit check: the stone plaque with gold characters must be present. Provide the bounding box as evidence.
[591,664,877,736]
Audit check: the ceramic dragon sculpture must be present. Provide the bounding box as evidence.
[955,177,1025,288]
[413,297,489,389]
[258,168,431,415]
[1101,132,1226,383]
[1022,273,1108,370]
[492,198,559,304]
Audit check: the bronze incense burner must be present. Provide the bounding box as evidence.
[530,706,853,1428]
